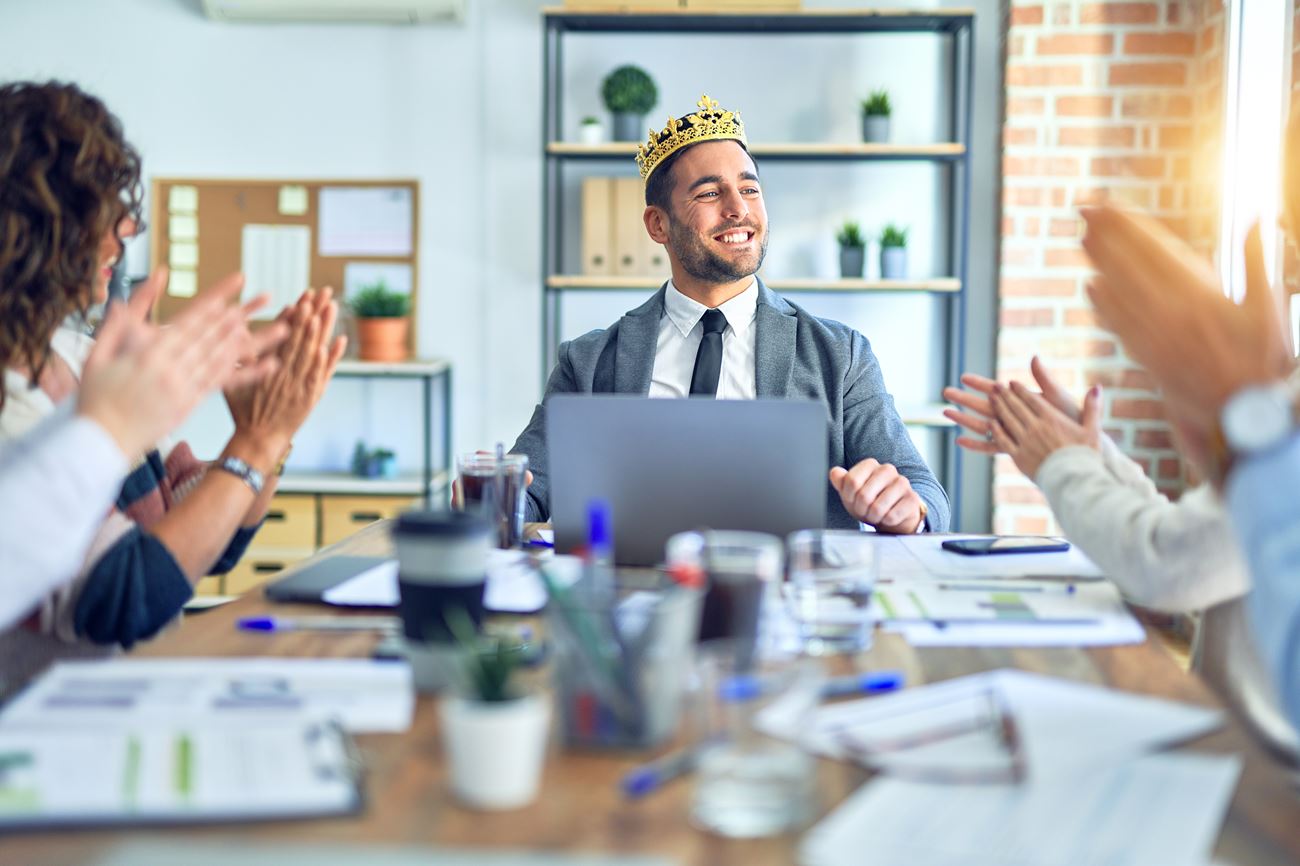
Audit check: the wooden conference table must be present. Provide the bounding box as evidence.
[5,521,1300,866]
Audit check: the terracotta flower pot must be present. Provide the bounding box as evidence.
[357,316,409,362]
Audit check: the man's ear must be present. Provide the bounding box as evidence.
[644,205,670,245]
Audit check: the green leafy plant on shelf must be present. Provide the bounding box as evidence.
[880,224,909,248]
[349,280,410,319]
[581,115,600,125]
[446,608,528,703]
[862,89,891,117]
[836,220,866,249]
[601,65,658,115]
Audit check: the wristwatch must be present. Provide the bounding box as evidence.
[215,456,265,496]
[1220,381,1297,457]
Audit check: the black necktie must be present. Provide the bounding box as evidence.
[689,309,728,397]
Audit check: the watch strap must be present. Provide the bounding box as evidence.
[215,456,265,496]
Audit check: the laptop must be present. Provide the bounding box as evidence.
[548,396,828,566]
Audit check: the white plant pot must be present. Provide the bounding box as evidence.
[862,115,891,144]
[880,246,908,280]
[440,693,550,810]
[579,122,605,145]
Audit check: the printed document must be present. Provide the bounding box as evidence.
[0,658,413,733]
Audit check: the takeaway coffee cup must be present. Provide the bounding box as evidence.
[392,510,493,692]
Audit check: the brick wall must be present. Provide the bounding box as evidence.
[995,0,1225,534]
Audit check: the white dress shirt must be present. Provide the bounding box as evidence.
[0,409,127,630]
[649,279,758,399]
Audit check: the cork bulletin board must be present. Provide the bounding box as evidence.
[148,177,420,353]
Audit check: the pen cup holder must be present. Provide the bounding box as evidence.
[549,584,703,750]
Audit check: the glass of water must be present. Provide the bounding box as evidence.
[783,530,879,655]
[690,643,822,838]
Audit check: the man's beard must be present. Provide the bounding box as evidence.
[667,216,768,284]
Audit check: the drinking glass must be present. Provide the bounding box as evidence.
[783,530,878,655]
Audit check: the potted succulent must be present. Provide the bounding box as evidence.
[861,88,891,144]
[836,221,866,279]
[439,614,550,810]
[352,442,399,479]
[880,224,909,280]
[350,280,410,362]
[601,65,658,142]
[579,115,605,145]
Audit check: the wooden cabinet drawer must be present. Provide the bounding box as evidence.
[194,575,224,596]
[225,548,314,596]
[320,495,415,547]
[255,494,318,549]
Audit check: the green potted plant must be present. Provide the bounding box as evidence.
[439,613,550,810]
[880,223,909,280]
[601,65,658,142]
[861,88,891,144]
[349,279,411,362]
[836,220,866,279]
[579,115,605,145]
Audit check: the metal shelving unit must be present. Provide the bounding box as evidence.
[540,6,974,523]
[281,358,453,505]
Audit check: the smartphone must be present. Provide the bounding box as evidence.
[941,536,1071,556]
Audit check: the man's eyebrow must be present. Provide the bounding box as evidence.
[687,174,724,193]
[740,171,759,183]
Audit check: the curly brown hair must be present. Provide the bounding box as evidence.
[0,81,143,409]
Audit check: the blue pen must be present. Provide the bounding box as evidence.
[821,670,905,699]
[622,746,698,799]
[238,615,399,633]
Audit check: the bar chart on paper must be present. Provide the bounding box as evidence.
[875,583,1095,624]
[872,581,1146,647]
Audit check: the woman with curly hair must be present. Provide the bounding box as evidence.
[0,272,284,630]
[0,81,346,696]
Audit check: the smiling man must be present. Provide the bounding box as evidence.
[511,95,949,532]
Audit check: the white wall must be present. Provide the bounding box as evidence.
[0,0,998,502]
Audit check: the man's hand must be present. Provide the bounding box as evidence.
[1083,205,1295,428]
[989,381,1102,480]
[829,459,926,533]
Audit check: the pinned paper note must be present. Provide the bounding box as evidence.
[318,186,413,256]
[343,262,412,300]
[169,214,198,242]
[168,185,198,213]
[169,241,199,269]
[279,185,309,215]
[167,269,197,298]
[241,224,311,319]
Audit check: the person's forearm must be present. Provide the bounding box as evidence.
[241,474,278,528]
[1228,434,1300,732]
[1037,446,1247,612]
[0,414,128,629]
[149,432,284,580]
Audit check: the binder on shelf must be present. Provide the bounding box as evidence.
[643,231,669,280]
[613,177,646,277]
[581,177,615,276]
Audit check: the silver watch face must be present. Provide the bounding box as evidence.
[1223,384,1294,454]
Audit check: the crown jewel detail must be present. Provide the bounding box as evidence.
[635,94,748,184]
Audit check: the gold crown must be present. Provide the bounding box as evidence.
[636,94,748,184]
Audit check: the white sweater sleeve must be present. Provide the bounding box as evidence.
[1034,444,1249,613]
[0,412,127,630]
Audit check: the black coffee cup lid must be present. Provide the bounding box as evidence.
[394,510,492,539]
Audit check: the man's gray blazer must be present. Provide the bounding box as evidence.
[510,281,951,531]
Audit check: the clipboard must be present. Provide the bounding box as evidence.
[0,719,365,829]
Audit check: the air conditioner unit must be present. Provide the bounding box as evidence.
[201,0,465,24]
